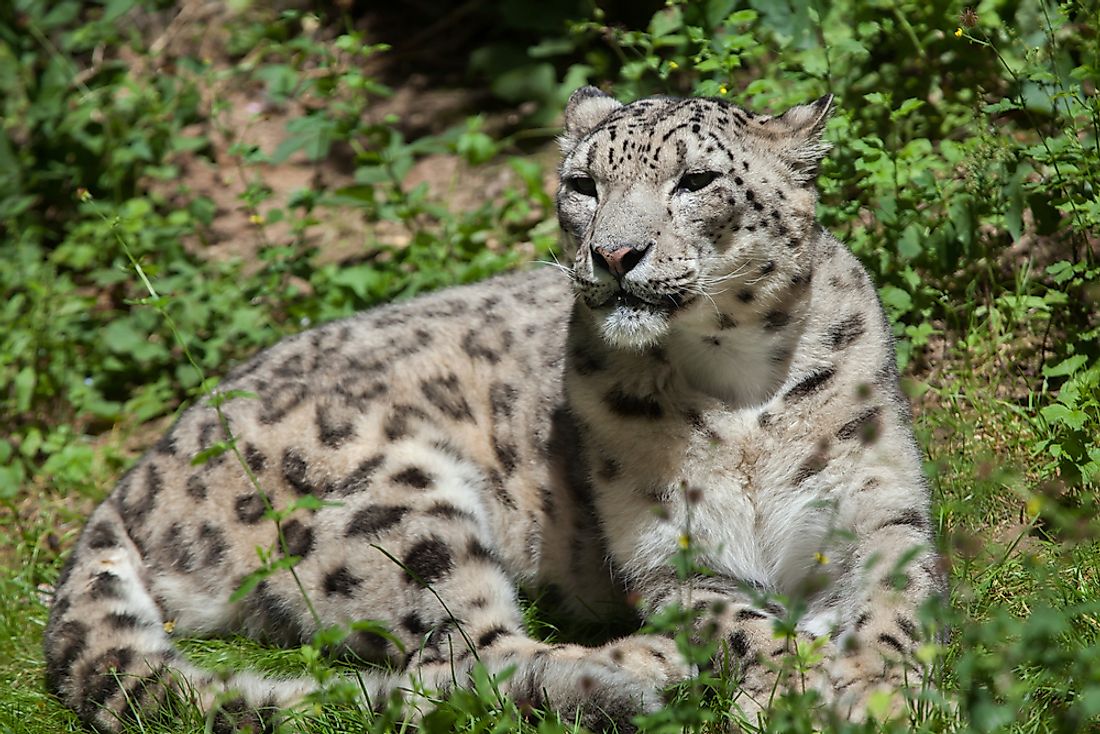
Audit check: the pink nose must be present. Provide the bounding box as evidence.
[593,245,647,277]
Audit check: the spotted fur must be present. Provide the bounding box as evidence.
[45,87,943,731]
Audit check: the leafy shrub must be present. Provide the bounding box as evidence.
[0,1,557,499]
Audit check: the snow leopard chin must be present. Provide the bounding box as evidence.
[596,303,670,351]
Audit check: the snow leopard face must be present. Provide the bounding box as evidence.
[556,88,832,351]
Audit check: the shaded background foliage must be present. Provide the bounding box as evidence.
[0,0,1098,731]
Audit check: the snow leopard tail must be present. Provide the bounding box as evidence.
[42,502,405,733]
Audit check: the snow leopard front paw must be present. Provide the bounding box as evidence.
[822,634,916,722]
[513,653,668,733]
[596,633,692,689]
[514,635,689,731]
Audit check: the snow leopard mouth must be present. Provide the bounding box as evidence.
[599,291,658,310]
[592,288,691,312]
[588,287,683,350]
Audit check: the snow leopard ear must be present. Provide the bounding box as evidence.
[757,94,834,183]
[559,86,622,153]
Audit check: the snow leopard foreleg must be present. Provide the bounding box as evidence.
[635,574,833,719]
[821,507,946,719]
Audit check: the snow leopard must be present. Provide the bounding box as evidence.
[44,86,945,732]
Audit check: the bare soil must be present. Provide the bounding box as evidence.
[128,0,558,268]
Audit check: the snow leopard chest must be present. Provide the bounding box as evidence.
[597,406,836,597]
[682,410,836,589]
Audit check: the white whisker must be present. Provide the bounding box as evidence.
[536,258,576,281]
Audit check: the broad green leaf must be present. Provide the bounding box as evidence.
[649,6,683,38]
[0,464,23,500]
[879,285,913,316]
[13,366,35,413]
[897,224,923,260]
[1040,404,1087,430]
[1046,260,1077,285]
[1043,354,1087,378]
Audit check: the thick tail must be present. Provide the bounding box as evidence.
[43,502,323,732]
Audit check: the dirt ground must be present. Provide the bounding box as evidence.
[126,0,559,267]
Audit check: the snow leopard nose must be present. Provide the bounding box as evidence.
[592,243,648,278]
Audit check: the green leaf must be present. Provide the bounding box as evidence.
[102,319,145,353]
[13,367,35,413]
[20,428,42,459]
[527,38,574,58]
[206,389,257,408]
[255,64,299,103]
[1045,260,1077,285]
[0,195,37,219]
[229,556,303,603]
[279,495,328,514]
[41,443,95,485]
[649,6,683,38]
[456,131,497,165]
[42,1,80,28]
[983,98,1020,115]
[272,115,337,163]
[1043,354,1087,378]
[230,567,270,603]
[863,92,889,107]
[948,200,973,249]
[103,0,139,22]
[891,98,925,120]
[832,37,869,61]
[1041,404,1087,430]
[329,264,384,301]
[330,182,382,202]
[705,0,737,28]
[726,9,758,25]
[0,464,24,500]
[879,286,913,316]
[897,224,923,260]
[191,441,233,466]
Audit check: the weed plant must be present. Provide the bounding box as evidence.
[1,0,1098,732]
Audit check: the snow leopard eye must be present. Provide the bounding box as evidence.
[676,171,720,193]
[566,176,597,197]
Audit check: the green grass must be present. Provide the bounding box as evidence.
[2,0,1099,732]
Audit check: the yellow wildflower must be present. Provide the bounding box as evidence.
[954,27,963,38]
[249,213,263,225]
